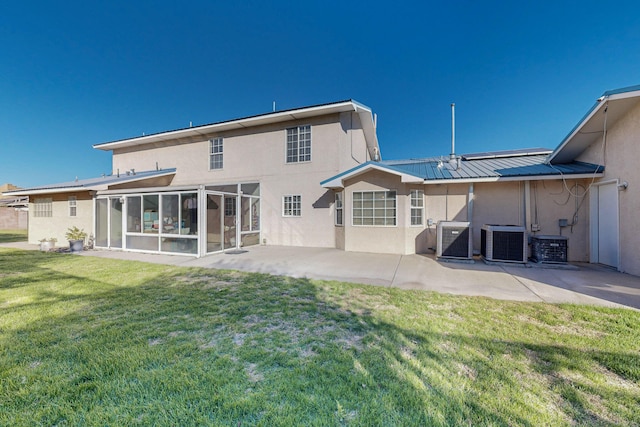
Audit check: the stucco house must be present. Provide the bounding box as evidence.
[8,85,639,275]
[9,100,380,256]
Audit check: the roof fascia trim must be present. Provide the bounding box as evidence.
[421,172,604,185]
[321,162,422,189]
[94,101,359,151]
[546,87,640,164]
[6,170,176,196]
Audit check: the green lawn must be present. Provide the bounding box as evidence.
[1,248,639,426]
[0,229,28,243]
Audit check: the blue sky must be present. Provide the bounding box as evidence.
[2,1,640,188]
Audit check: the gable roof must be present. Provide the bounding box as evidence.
[4,169,176,196]
[93,99,380,159]
[547,84,640,164]
[321,149,603,189]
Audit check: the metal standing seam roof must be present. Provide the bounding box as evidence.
[322,149,604,188]
[4,169,177,196]
[382,154,603,181]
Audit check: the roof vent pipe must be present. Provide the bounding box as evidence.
[450,103,456,161]
[448,103,460,170]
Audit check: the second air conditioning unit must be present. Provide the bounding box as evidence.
[437,221,473,259]
[481,224,527,263]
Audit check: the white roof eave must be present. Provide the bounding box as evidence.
[321,163,421,189]
[94,101,362,151]
[547,89,640,164]
[6,170,176,196]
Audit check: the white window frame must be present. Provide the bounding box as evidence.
[335,192,343,226]
[69,196,77,217]
[33,198,53,217]
[352,191,397,227]
[285,125,312,163]
[283,195,301,217]
[209,137,223,170]
[410,189,424,226]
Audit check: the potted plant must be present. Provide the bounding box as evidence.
[39,237,57,252]
[65,226,87,252]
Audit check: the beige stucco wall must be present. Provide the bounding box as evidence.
[577,100,640,274]
[342,170,409,254]
[110,112,370,248]
[28,191,93,246]
[338,168,592,260]
[421,183,470,252]
[526,179,590,262]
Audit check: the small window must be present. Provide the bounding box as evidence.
[352,191,396,226]
[210,137,223,170]
[224,197,236,217]
[69,196,77,217]
[410,190,424,226]
[335,192,343,226]
[283,195,301,217]
[34,198,52,217]
[286,125,311,163]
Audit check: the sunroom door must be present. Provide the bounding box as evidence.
[206,193,223,253]
[110,198,123,248]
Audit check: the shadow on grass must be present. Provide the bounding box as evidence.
[1,248,638,426]
[0,230,28,243]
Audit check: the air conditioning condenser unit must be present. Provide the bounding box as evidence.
[481,224,527,263]
[437,221,473,259]
[531,235,567,263]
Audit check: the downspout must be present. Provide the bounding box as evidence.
[467,183,474,223]
[350,111,361,164]
[236,188,243,250]
[524,181,531,232]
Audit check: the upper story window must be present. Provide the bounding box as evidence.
[286,125,311,163]
[210,137,223,170]
[69,196,77,217]
[410,190,424,226]
[352,191,396,226]
[224,197,236,217]
[34,198,53,217]
[283,195,301,217]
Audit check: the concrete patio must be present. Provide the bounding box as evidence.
[3,242,640,310]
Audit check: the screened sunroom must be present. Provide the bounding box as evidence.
[94,183,260,257]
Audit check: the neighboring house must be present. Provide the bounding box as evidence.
[6,85,639,276]
[0,184,28,230]
[7,100,380,255]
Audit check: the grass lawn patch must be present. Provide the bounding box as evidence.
[1,248,639,426]
[0,229,27,243]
